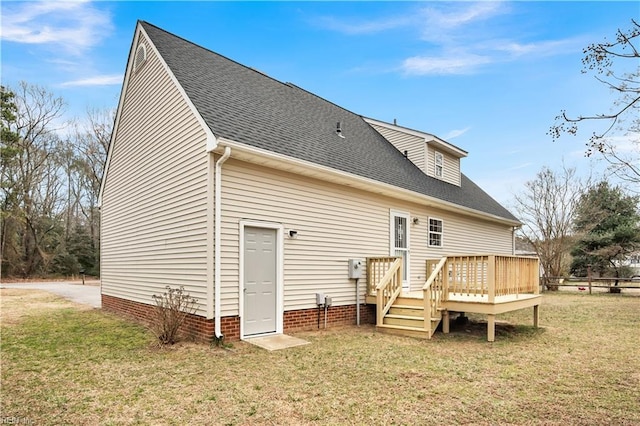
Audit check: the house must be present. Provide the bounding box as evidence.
[100,21,540,343]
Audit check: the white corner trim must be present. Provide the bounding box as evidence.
[214,146,231,338]
[206,134,218,152]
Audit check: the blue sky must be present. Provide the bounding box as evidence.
[1,1,638,205]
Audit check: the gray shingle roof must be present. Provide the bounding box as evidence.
[140,21,518,223]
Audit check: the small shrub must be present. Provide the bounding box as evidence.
[151,286,198,345]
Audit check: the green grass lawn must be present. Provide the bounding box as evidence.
[1,289,639,425]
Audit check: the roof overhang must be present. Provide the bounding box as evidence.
[364,117,468,158]
[213,137,521,227]
[98,21,217,207]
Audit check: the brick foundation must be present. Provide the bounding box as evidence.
[283,304,376,333]
[102,294,375,342]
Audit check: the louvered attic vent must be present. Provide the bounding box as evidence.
[134,44,147,72]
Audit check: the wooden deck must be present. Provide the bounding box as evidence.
[367,255,541,342]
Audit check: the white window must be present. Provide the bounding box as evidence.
[429,218,443,247]
[434,151,443,178]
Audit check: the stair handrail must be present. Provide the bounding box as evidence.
[423,256,447,291]
[375,257,403,326]
[423,257,447,337]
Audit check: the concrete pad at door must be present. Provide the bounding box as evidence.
[244,334,310,351]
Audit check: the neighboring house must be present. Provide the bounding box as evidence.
[514,237,537,257]
[629,253,640,276]
[100,21,538,342]
[614,252,640,277]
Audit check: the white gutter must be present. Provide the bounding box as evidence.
[214,137,521,227]
[214,146,231,338]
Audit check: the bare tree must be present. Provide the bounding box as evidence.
[1,83,111,278]
[549,19,639,186]
[71,107,113,257]
[513,166,588,290]
[1,82,67,275]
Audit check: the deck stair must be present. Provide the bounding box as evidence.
[377,296,442,339]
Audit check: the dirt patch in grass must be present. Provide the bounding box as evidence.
[1,289,639,425]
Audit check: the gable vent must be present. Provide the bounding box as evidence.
[134,44,147,72]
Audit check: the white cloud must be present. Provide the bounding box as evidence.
[60,74,122,87]
[492,37,585,58]
[402,53,492,75]
[1,1,113,54]
[315,2,505,38]
[508,162,534,171]
[317,2,579,77]
[420,2,505,31]
[444,127,471,140]
[606,132,640,154]
[315,14,414,35]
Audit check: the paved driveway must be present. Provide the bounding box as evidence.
[0,281,101,308]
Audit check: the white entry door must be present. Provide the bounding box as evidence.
[243,226,277,336]
[390,211,410,291]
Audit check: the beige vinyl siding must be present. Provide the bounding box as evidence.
[369,123,426,170]
[101,35,210,314]
[427,144,461,186]
[219,158,514,314]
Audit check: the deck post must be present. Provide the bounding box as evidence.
[487,314,495,342]
[367,258,373,296]
[443,310,450,334]
[443,258,449,301]
[533,305,539,328]
[487,256,496,304]
[423,289,431,334]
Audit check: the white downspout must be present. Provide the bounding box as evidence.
[214,146,231,338]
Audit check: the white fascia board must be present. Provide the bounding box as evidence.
[98,23,141,207]
[364,117,468,158]
[138,24,218,152]
[98,22,218,206]
[214,137,521,227]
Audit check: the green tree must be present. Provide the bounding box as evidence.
[571,181,640,290]
[1,86,22,278]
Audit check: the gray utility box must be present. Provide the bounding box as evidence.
[348,258,364,279]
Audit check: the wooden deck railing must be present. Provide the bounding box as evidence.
[367,257,403,326]
[494,255,540,297]
[436,255,539,302]
[423,257,447,337]
[367,257,400,297]
[368,255,538,306]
